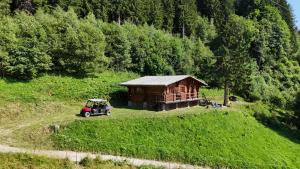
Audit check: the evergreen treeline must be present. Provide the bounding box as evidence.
[0,0,299,110]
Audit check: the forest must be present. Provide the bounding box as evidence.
[0,0,299,112]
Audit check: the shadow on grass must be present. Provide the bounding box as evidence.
[1,72,98,84]
[253,108,300,144]
[109,90,158,112]
[75,114,110,118]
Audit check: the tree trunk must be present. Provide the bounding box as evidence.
[0,61,3,79]
[118,13,121,25]
[223,81,229,106]
[182,23,185,38]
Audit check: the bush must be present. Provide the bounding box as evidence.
[101,22,131,71]
[195,16,217,44]
[79,156,94,167]
[0,12,52,80]
[49,9,108,76]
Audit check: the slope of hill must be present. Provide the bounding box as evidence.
[53,110,300,169]
[0,72,299,169]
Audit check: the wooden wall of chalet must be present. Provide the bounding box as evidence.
[127,77,201,104]
[128,86,165,103]
[165,77,200,102]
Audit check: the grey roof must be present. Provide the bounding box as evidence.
[120,75,208,86]
[88,99,107,102]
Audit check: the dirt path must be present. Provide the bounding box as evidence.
[0,144,209,169]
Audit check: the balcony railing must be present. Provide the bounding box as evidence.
[147,93,199,103]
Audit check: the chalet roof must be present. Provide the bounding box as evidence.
[120,75,208,86]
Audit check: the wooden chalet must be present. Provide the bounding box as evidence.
[120,75,208,111]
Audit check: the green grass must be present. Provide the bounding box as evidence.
[53,109,300,169]
[201,88,223,97]
[200,88,224,102]
[0,153,74,169]
[0,71,224,149]
[80,156,160,169]
[1,72,300,168]
[0,153,158,169]
[0,71,137,102]
[0,71,137,147]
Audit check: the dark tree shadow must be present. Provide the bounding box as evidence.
[109,90,158,112]
[109,90,128,108]
[1,72,96,84]
[253,107,300,144]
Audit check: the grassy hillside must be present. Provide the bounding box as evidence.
[53,109,300,168]
[0,153,156,169]
[0,72,299,168]
[0,71,137,147]
[0,71,137,102]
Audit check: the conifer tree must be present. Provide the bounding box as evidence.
[145,0,163,29]
[215,15,258,106]
[162,0,175,32]
[174,0,198,36]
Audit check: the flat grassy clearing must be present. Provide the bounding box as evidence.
[0,152,156,169]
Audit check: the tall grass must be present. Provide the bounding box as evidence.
[0,71,137,102]
[53,110,300,169]
[0,153,74,169]
[200,88,223,97]
[0,153,158,169]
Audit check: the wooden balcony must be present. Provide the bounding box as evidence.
[148,93,200,103]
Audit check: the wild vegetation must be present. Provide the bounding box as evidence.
[0,71,136,102]
[0,0,299,112]
[0,0,299,168]
[0,152,157,169]
[0,152,74,169]
[0,1,299,108]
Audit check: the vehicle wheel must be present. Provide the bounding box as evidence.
[106,111,111,116]
[84,112,90,117]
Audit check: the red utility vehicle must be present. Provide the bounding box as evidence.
[80,99,113,117]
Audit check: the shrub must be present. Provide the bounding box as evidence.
[0,12,52,80]
[101,22,131,71]
[50,9,108,76]
[79,156,93,167]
